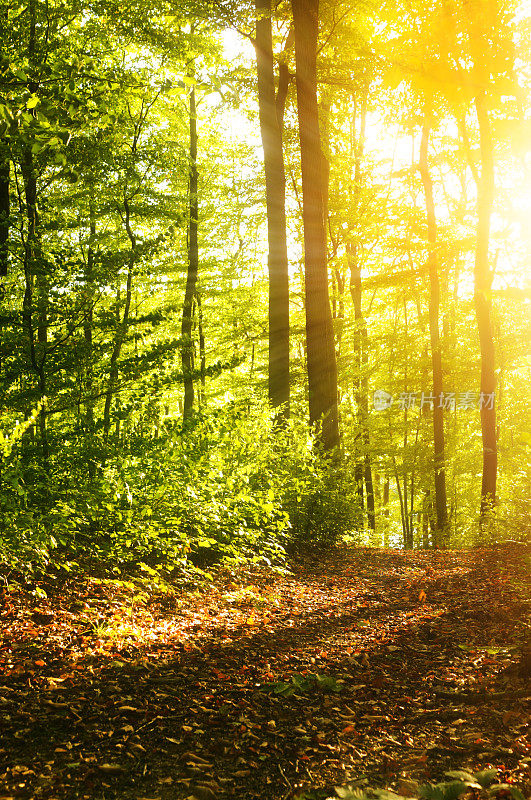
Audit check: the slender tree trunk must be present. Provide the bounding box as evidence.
[84,189,96,436]
[20,1,48,460]
[0,156,8,277]
[401,298,411,548]
[103,199,135,440]
[196,289,206,407]
[382,475,390,547]
[36,265,48,457]
[255,0,290,417]
[422,490,431,548]
[0,153,9,398]
[0,5,8,278]
[292,0,339,451]
[393,455,408,548]
[464,0,497,521]
[418,98,448,545]
[474,90,497,518]
[22,148,48,461]
[348,87,374,529]
[181,84,199,422]
[84,189,96,477]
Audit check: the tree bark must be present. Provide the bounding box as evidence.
[292,0,339,451]
[347,87,374,529]
[464,1,498,520]
[474,90,497,518]
[0,156,9,277]
[255,0,290,418]
[22,147,48,461]
[20,0,48,459]
[0,152,9,394]
[181,84,199,422]
[83,187,96,478]
[382,475,390,547]
[84,187,96,437]
[103,198,135,440]
[196,289,206,407]
[0,5,8,278]
[418,98,448,545]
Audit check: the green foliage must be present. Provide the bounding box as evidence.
[262,671,343,697]
[0,403,45,459]
[285,457,362,548]
[295,766,528,800]
[0,0,527,571]
[0,403,363,578]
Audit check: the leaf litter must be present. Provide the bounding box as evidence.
[0,545,529,799]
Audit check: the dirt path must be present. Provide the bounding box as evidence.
[0,546,529,800]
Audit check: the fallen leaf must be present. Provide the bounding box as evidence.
[98,763,125,774]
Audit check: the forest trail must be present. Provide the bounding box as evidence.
[0,546,529,800]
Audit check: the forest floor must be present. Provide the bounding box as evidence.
[0,545,530,800]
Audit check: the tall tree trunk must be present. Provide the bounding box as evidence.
[0,4,8,278]
[319,94,330,236]
[382,475,390,547]
[393,455,408,548]
[22,148,48,461]
[464,0,497,521]
[418,98,448,545]
[474,91,497,518]
[255,0,290,418]
[84,188,95,435]
[181,84,199,422]
[422,490,432,548]
[103,199,135,440]
[400,298,411,548]
[0,156,8,277]
[20,0,48,459]
[84,188,96,477]
[196,289,206,407]
[0,152,9,397]
[347,87,374,529]
[292,0,339,451]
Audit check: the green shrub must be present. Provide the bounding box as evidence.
[295,766,527,800]
[0,402,363,578]
[284,459,362,548]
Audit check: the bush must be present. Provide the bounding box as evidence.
[283,458,362,549]
[0,402,363,578]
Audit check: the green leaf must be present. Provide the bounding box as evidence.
[488,786,525,800]
[508,787,526,800]
[439,782,470,800]
[372,791,407,800]
[444,771,479,787]
[474,770,499,788]
[335,789,367,799]
[316,673,342,693]
[419,785,445,800]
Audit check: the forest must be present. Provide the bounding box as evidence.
[0,0,529,798]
